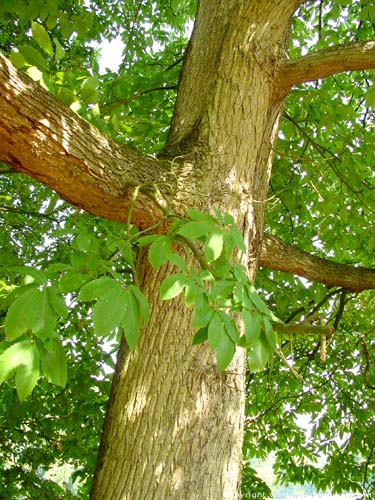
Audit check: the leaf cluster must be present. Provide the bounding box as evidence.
[0,203,130,495]
[136,208,279,371]
[0,0,196,154]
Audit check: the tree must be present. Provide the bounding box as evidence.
[1,0,375,498]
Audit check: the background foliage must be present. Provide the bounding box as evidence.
[0,0,375,498]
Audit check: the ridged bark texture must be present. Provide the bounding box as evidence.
[91,258,246,499]
[0,53,173,228]
[91,1,300,498]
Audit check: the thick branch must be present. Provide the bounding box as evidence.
[2,58,375,294]
[279,40,375,94]
[272,321,333,336]
[0,54,175,229]
[260,234,375,292]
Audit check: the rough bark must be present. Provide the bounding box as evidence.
[0,53,173,229]
[91,1,299,498]
[278,40,375,95]
[0,55,375,292]
[2,55,375,295]
[91,257,246,499]
[260,234,375,292]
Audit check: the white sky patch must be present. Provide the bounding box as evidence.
[96,19,193,74]
[98,36,124,73]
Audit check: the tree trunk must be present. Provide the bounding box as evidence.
[2,0,375,497]
[91,1,300,498]
[91,257,246,499]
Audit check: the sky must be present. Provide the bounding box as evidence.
[98,37,124,73]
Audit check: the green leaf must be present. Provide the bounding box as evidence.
[186,209,217,224]
[8,266,47,285]
[81,76,99,103]
[4,287,56,341]
[92,287,127,337]
[148,236,171,268]
[192,327,208,345]
[222,231,235,258]
[263,316,277,350]
[210,280,235,302]
[245,284,271,316]
[204,229,224,262]
[9,51,26,69]
[129,285,150,326]
[0,340,34,383]
[218,311,239,343]
[160,273,186,300]
[237,336,248,348]
[200,269,215,282]
[229,225,246,252]
[15,343,40,401]
[78,276,121,302]
[208,310,236,370]
[57,87,77,107]
[76,229,92,251]
[247,337,270,372]
[171,0,179,10]
[242,309,262,345]
[232,282,244,308]
[53,37,65,61]
[214,332,235,371]
[184,281,202,306]
[33,289,57,341]
[117,240,135,267]
[59,270,90,293]
[192,295,214,328]
[137,234,160,247]
[40,339,67,387]
[176,221,216,239]
[122,290,141,349]
[47,287,68,319]
[366,84,375,107]
[218,211,235,225]
[72,11,93,37]
[168,253,189,272]
[233,265,247,284]
[31,21,53,55]
[59,13,73,38]
[26,66,43,82]
[18,45,49,72]
[208,312,225,349]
